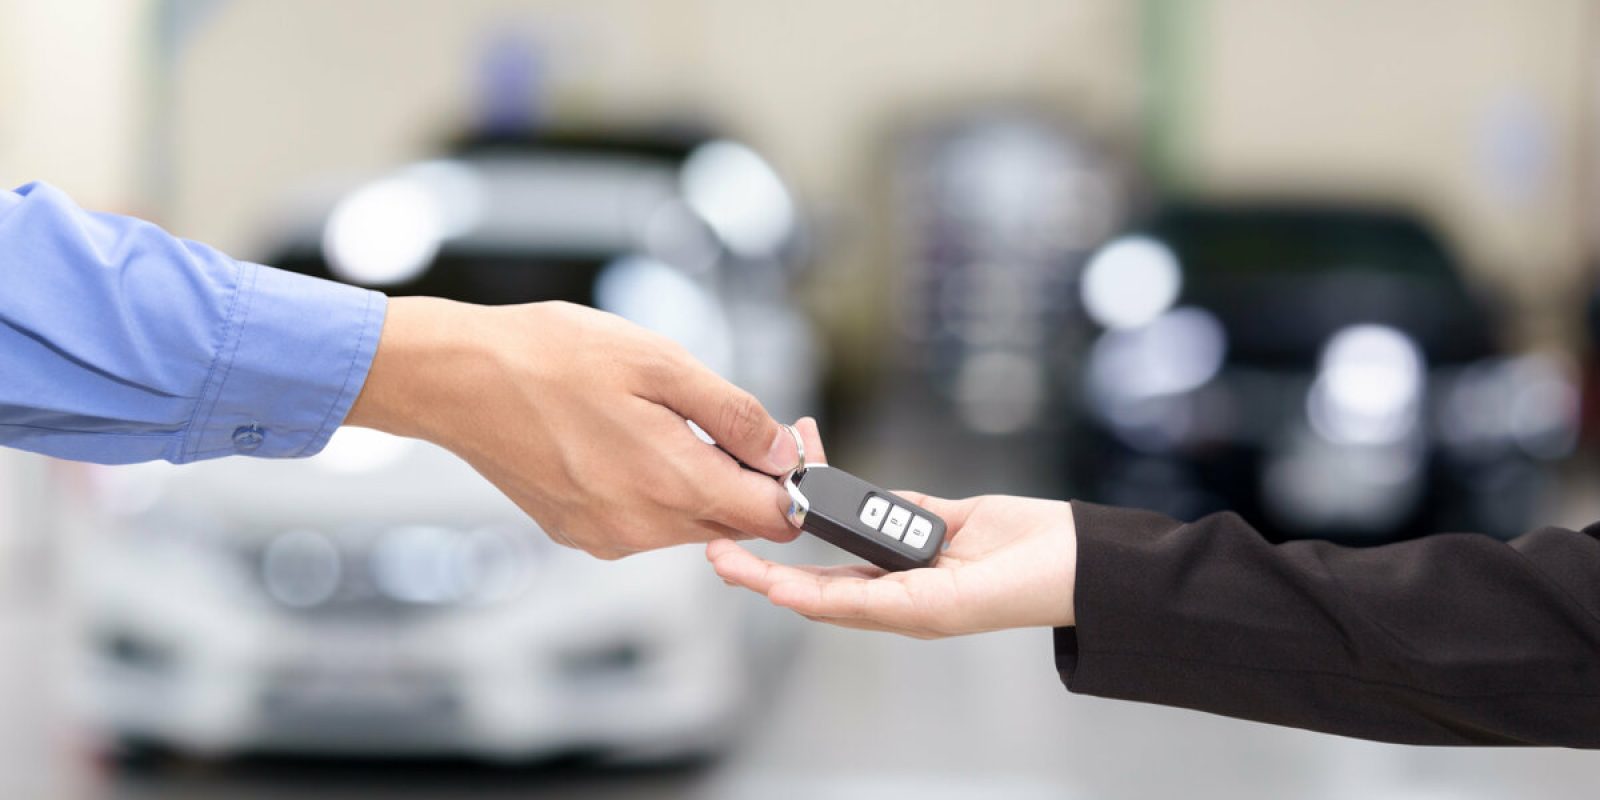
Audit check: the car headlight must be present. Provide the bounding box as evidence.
[1306,324,1424,447]
[369,525,534,607]
[1439,353,1577,460]
[260,529,343,609]
[1086,306,1227,451]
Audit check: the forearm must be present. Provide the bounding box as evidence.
[1061,501,1600,746]
[0,182,384,464]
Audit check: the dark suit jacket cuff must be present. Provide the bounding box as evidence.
[1053,500,1186,697]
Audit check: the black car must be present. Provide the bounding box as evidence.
[1067,202,1576,543]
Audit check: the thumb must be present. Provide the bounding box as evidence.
[653,361,798,476]
[892,491,977,530]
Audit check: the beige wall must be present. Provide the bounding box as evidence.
[163,0,1138,386]
[167,0,1137,253]
[1,2,1594,295]
[0,2,12,141]
[0,0,149,548]
[5,1,1597,328]
[0,0,147,207]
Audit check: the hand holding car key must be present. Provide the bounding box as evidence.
[774,421,947,571]
[710,418,1080,639]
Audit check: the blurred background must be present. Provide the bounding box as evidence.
[5,0,1600,797]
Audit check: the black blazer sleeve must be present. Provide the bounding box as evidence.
[1056,501,1600,747]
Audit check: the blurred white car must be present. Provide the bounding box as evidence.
[66,130,820,763]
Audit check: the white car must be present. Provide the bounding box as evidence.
[66,132,821,763]
[72,430,805,762]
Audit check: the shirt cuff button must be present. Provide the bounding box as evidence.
[232,424,266,452]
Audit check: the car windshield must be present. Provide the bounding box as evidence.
[275,252,605,307]
[1140,206,1493,366]
[1151,207,1455,281]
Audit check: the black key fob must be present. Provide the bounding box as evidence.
[784,465,946,571]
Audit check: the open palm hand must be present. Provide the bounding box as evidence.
[708,423,1078,638]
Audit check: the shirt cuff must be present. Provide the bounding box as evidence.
[178,262,386,462]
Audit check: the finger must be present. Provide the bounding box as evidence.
[889,490,978,531]
[625,398,795,543]
[706,538,740,562]
[706,543,931,631]
[702,519,756,541]
[648,402,794,540]
[795,416,827,465]
[691,451,801,542]
[766,574,921,628]
[793,563,889,580]
[707,540,825,593]
[647,360,797,476]
[705,540,886,584]
[797,613,936,639]
[682,519,760,544]
[703,517,801,544]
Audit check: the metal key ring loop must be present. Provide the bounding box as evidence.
[781,423,806,477]
[779,423,809,528]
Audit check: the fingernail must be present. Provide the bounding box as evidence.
[774,484,802,531]
[766,427,799,473]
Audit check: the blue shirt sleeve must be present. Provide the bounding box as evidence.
[0,182,387,465]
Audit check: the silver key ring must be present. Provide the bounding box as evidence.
[781,423,806,478]
[780,423,809,528]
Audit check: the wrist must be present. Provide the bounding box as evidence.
[345,295,490,446]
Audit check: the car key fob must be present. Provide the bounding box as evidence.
[783,465,946,571]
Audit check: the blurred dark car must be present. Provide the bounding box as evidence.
[1578,284,1600,448]
[1068,202,1576,543]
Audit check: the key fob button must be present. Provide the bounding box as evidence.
[882,506,911,540]
[904,515,933,549]
[859,496,891,530]
[787,465,945,572]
